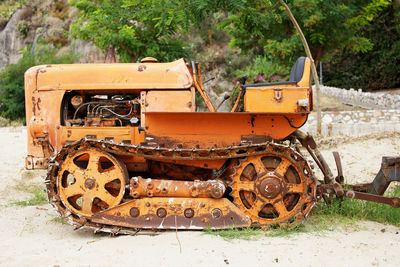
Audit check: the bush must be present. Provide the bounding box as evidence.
[233,56,289,84]
[324,4,400,91]
[0,43,77,120]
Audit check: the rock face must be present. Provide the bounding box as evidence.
[0,1,104,70]
[0,9,26,69]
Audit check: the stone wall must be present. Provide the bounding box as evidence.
[301,109,400,136]
[317,85,400,110]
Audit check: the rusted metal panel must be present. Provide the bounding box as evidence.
[25,59,193,91]
[60,126,137,149]
[91,198,251,230]
[145,112,308,148]
[144,90,193,112]
[351,157,400,195]
[130,177,226,199]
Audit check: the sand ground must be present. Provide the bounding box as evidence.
[0,127,399,267]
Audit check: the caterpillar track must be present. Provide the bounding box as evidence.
[45,138,318,233]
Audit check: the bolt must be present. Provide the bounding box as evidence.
[145,202,150,207]
[84,178,96,190]
[210,183,225,199]
[147,182,153,189]
[147,191,153,197]
[157,208,167,218]
[129,207,140,217]
[190,186,199,197]
[211,208,222,219]
[184,208,194,218]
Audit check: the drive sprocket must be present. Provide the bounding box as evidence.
[230,145,316,229]
[57,147,128,217]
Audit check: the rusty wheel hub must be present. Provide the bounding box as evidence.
[230,148,316,229]
[57,148,128,217]
[84,178,96,190]
[259,177,281,199]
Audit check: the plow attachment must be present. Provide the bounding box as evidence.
[295,130,400,208]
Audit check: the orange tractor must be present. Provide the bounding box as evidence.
[25,56,399,233]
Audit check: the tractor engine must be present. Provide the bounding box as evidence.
[62,93,141,127]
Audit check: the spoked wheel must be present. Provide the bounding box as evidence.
[230,148,316,229]
[57,147,128,217]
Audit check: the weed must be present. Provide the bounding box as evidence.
[311,189,400,226]
[204,227,262,240]
[21,170,37,180]
[12,187,47,206]
[49,216,67,225]
[11,179,48,206]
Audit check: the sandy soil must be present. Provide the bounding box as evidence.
[0,127,399,267]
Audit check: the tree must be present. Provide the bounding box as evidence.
[324,3,400,90]
[214,0,391,66]
[69,0,390,66]
[69,0,190,62]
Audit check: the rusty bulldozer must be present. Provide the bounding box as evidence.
[24,56,400,233]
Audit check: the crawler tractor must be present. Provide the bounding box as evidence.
[25,57,400,233]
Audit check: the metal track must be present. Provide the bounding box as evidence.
[46,138,316,234]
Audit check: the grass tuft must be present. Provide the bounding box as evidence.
[12,186,47,206]
[311,189,400,226]
[11,179,48,206]
[204,227,262,240]
[49,216,68,225]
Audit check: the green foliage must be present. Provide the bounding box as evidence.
[233,56,289,84]
[12,187,47,206]
[17,21,30,38]
[324,3,400,90]
[209,0,391,65]
[11,178,48,206]
[0,0,25,30]
[0,43,77,120]
[312,189,400,225]
[69,0,190,62]
[204,227,262,240]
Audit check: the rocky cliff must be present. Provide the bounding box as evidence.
[0,0,104,70]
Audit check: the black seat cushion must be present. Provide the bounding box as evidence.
[289,56,306,83]
[243,56,306,89]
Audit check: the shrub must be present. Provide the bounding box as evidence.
[324,4,400,90]
[233,56,289,84]
[0,43,77,120]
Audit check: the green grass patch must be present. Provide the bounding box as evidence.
[11,179,47,206]
[311,189,400,226]
[12,186,47,206]
[205,189,400,240]
[49,216,68,225]
[204,227,262,240]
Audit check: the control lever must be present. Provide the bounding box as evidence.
[333,151,344,184]
[215,93,230,111]
[203,77,215,85]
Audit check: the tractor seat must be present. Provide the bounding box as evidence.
[243,57,309,88]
